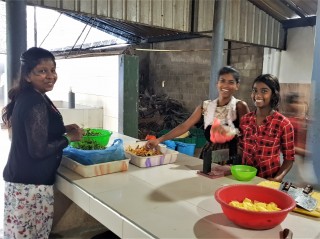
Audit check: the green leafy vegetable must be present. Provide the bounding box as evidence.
[72,138,105,150]
[84,128,102,136]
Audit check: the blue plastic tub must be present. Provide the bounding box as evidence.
[163,140,176,150]
[175,142,196,156]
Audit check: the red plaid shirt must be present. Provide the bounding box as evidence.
[239,111,295,179]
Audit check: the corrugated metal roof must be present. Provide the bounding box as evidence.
[20,0,319,50]
[249,0,317,20]
[61,0,287,49]
[248,0,317,27]
[63,11,203,44]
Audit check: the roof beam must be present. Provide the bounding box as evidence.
[281,16,316,28]
[279,0,315,27]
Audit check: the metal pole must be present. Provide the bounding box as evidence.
[6,0,27,98]
[306,0,320,185]
[209,0,226,100]
[34,6,37,47]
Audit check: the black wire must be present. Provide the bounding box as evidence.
[76,18,95,55]
[66,18,90,59]
[39,12,62,47]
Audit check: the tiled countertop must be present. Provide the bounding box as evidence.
[56,132,320,238]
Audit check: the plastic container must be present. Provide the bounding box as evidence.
[68,89,75,108]
[214,184,296,230]
[64,139,125,165]
[125,143,179,168]
[157,129,197,144]
[71,128,113,149]
[163,140,176,150]
[231,165,257,181]
[175,141,196,156]
[61,157,130,177]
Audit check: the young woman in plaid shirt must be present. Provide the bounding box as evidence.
[239,74,295,182]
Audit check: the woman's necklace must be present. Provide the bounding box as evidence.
[215,105,229,122]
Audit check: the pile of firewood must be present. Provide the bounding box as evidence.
[138,90,190,139]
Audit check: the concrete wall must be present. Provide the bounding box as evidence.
[263,27,314,116]
[279,27,314,84]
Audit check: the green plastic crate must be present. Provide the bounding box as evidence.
[189,128,207,148]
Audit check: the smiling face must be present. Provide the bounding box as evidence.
[216,73,239,100]
[251,81,272,110]
[26,59,57,94]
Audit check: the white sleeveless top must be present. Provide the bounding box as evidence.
[202,96,239,129]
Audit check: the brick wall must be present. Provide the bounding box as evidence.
[230,42,264,111]
[149,38,212,112]
[137,39,264,113]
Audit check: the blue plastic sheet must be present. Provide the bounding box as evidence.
[63,138,126,165]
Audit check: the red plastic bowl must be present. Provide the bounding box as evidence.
[214,184,296,230]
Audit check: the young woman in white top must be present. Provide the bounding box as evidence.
[146,66,250,163]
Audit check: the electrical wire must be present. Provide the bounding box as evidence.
[76,18,95,55]
[134,45,251,53]
[39,13,62,47]
[66,18,90,58]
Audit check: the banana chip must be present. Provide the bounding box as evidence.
[126,145,162,157]
[229,197,281,212]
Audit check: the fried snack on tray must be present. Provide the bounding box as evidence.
[126,145,162,157]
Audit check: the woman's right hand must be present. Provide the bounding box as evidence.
[146,138,161,149]
[66,128,84,142]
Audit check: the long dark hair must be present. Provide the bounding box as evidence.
[252,74,281,110]
[1,47,55,127]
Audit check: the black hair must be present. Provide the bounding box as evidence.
[252,74,281,109]
[2,47,56,126]
[218,66,240,83]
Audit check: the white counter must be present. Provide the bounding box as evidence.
[56,132,320,238]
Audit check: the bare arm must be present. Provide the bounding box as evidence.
[146,105,202,148]
[236,100,250,119]
[269,160,294,182]
[270,121,295,182]
[295,147,310,157]
[236,100,250,156]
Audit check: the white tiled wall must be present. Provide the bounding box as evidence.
[48,55,121,132]
[58,108,103,128]
[51,100,103,128]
